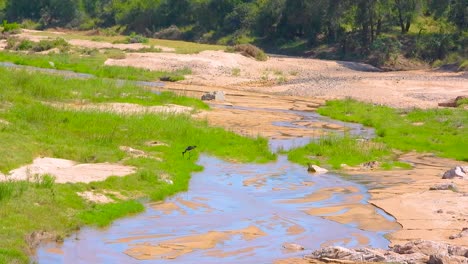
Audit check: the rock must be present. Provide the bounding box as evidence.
[427,254,447,264]
[429,183,458,191]
[201,91,225,101]
[25,231,56,250]
[305,246,387,262]
[449,227,468,240]
[305,240,468,264]
[119,146,147,158]
[307,163,328,174]
[282,243,304,251]
[438,96,468,107]
[361,161,380,170]
[442,166,467,179]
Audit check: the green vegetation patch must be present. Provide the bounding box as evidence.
[317,99,468,161]
[288,135,393,169]
[0,51,188,82]
[0,68,275,263]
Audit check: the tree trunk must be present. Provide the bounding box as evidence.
[395,0,406,34]
[405,18,411,32]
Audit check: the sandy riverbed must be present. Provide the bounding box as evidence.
[7,30,468,259]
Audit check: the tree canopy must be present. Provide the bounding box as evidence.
[1,0,466,64]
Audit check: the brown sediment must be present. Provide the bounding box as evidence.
[149,202,186,215]
[351,232,370,245]
[286,224,306,235]
[176,197,213,212]
[306,204,401,232]
[124,226,266,260]
[243,172,284,188]
[205,247,258,258]
[347,152,468,247]
[108,234,170,244]
[45,247,64,255]
[281,186,360,204]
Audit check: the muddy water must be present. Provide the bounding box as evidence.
[35,105,399,263]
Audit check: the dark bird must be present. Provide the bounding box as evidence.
[182,145,197,157]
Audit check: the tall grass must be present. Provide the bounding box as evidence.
[0,51,188,81]
[0,68,275,263]
[317,99,468,161]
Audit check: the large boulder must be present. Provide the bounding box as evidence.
[201,91,225,101]
[442,166,468,180]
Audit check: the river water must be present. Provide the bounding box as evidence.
[35,104,399,263]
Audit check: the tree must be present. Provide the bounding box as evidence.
[394,0,421,33]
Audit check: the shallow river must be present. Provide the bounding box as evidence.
[35,105,400,263]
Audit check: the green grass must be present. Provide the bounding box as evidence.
[288,135,393,169]
[316,99,468,161]
[457,97,468,107]
[0,51,189,81]
[0,68,275,263]
[28,30,225,54]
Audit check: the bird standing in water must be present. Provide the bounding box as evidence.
[182,145,197,158]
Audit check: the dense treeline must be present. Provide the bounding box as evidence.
[1,0,466,66]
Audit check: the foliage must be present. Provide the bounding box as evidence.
[2,0,464,65]
[6,37,70,52]
[125,32,148,44]
[1,19,19,33]
[369,35,402,66]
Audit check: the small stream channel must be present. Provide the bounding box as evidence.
[35,104,398,264]
[4,62,398,263]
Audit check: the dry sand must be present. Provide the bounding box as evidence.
[1,157,135,184]
[106,50,467,109]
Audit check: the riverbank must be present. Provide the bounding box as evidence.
[0,30,466,263]
[0,68,275,264]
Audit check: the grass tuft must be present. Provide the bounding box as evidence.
[288,135,392,169]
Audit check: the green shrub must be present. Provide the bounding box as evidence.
[369,36,402,66]
[2,20,20,34]
[458,60,468,71]
[20,19,40,30]
[17,39,34,51]
[126,32,148,44]
[33,38,70,52]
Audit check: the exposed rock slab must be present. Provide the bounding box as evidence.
[305,240,468,264]
[2,157,136,184]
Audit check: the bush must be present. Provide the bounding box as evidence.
[459,60,468,71]
[32,38,70,52]
[17,39,34,50]
[20,19,40,30]
[5,37,70,52]
[126,32,148,44]
[369,36,402,66]
[153,25,183,40]
[229,44,268,61]
[2,20,21,34]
